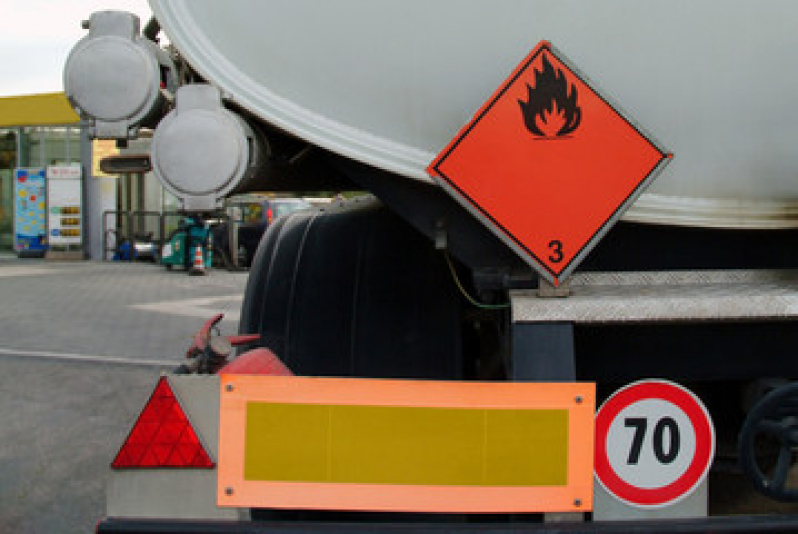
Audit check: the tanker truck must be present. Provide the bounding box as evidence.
[64,2,798,532]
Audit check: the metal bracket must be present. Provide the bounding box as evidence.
[511,322,576,381]
[537,277,571,298]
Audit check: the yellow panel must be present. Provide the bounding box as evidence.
[485,409,568,486]
[330,405,484,486]
[244,403,568,487]
[0,93,80,127]
[245,403,329,482]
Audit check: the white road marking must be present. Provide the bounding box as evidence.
[129,295,243,320]
[0,346,175,367]
[0,267,73,277]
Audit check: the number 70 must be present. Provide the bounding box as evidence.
[624,417,680,465]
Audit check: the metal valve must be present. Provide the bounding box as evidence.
[738,382,798,502]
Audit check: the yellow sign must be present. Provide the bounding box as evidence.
[92,140,119,178]
[246,403,568,487]
[219,376,595,513]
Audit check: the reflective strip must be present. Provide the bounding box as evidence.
[245,403,568,486]
[219,376,595,513]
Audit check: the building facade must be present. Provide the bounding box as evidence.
[0,93,176,258]
[0,93,84,252]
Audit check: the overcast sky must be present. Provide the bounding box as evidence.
[0,0,153,97]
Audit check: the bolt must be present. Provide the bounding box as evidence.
[225,487,234,496]
[574,498,582,507]
[575,396,583,404]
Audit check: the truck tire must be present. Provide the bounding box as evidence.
[239,196,462,380]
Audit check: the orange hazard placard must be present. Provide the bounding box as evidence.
[428,41,671,286]
[218,376,595,513]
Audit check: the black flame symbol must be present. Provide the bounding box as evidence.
[518,54,582,137]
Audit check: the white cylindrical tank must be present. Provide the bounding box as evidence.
[150,0,798,228]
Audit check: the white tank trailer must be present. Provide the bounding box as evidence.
[65,1,798,227]
[65,2,798,529]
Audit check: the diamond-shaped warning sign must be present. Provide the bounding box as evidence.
[428,41,671,285]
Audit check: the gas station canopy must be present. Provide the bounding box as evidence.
[0,92,80,128]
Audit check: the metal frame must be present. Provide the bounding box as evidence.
[512,322,576,381]
[95,513,798,533]
[102,210,186,261]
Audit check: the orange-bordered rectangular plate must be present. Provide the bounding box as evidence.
[218,375,594,513]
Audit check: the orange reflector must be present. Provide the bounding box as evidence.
[112,377,214,469]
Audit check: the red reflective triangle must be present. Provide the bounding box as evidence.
[111,377,214,469]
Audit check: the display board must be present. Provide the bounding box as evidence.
[46,166,83,247]
[13,168,47,255]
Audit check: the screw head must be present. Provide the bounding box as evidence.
[225,384,234,392]
[225,487,234,496]
[575,395,583,404]
[574,498,582,507]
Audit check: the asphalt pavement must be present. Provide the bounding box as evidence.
[0,257,249,533]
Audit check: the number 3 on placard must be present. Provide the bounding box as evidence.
[548,240,564,263]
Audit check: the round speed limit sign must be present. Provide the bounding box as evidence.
[594,380,715,508]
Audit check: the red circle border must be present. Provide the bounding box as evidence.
[594,380,715,507]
